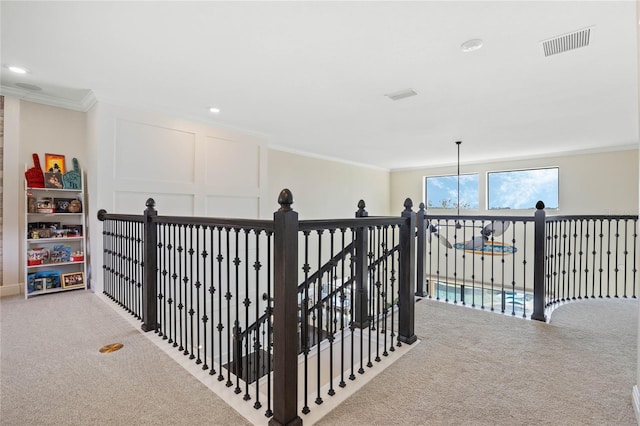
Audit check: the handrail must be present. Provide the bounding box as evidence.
[238,242,356,340]
[546,214,638,221]
[238,242,400,345]
[152,214,274,231]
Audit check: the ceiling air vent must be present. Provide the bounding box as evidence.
[541,27,592,57]
[385,88,418,101]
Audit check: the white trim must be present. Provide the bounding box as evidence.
[268,144,390,172]
[391,144,639,172]
[0,85,97,112]
[96,293,417,425]
[0,283,22,298]
[633,385,640,425]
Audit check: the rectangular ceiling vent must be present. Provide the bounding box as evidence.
[541,27,592,57]
[385,88,418,101]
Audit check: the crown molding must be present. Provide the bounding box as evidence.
[0,85,96,112]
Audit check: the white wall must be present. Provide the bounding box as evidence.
[268,149,391,219]
[1,97,20,295]
[390,149,639,216]
[86,102,269,293]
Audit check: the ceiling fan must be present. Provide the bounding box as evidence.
[425,141,511,251]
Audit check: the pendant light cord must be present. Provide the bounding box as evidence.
[456,141,461,218]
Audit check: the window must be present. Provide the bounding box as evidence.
[488,167,558,209]
[425,174,479,209]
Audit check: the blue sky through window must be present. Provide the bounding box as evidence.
[426,174,479,209]
[488,168,558,209]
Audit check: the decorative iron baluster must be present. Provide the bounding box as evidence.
[598,219,604,298]
[339,228,348,388]
[390,228,396,351]
[201,226,209,370]
[571,220,578,300]
[461,219,467,306]
[470,219,476,308]
[315,229,324,405]
[301,230,311,414]
[188,225,195,359]
[233,227,241,394]
[218,227,226,382]
[177,225,185,352]
[170,224,177,346]
[366,226,373,369]
[159,223,166,338]
[208,226,217,375]
[195,225,203,365]
[374,226,381,363]
[634,219,638,299]
[253,229,263,409]
[614,219,619,298]
[623,220,629,298]
[327,228,336,397]
[243,229,251,401]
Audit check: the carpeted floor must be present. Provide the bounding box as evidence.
[1,291,637,425]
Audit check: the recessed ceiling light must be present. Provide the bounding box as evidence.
[209,107,220,114]
[8,65,29,74]
[461,39,483,53]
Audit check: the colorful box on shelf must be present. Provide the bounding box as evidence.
[70,251,84,262]
[27,248,49,266]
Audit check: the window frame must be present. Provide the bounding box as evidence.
[424,173,480,210]
[487,166,559,210]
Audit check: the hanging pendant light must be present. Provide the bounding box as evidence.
[455,141,462,229]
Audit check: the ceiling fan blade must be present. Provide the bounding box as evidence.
[435,232,453,248]
[464,235,486,250]
[483,221,510,237]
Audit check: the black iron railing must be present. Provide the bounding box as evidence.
[98,191,417,425]
[543,214,638,304]
[99,194,637,425]
[416,201,638,320]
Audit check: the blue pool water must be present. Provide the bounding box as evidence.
[433,282,533,317]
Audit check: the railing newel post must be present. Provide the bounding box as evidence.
[353,200,370,328]
[270,189,302,426]
[398,198,417,344]
[141,198,159,332]
[415,202,428,297]
[532,200,547,321]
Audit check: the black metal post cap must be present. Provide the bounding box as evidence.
[146,198,156,208]
[278,189,294,211]
[404,198,413,211]
[536,200,545,210]
[97,209,107,221]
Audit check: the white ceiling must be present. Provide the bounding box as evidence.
[1,1,638,170]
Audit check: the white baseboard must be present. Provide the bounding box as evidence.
[0,283,22,298]
[633,385,640,425]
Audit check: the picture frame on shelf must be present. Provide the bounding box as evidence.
[44,172,64,189]
[62,272,84,289]
[35,197,54,213]
[45,153,66,174]
[52,198,82,213]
